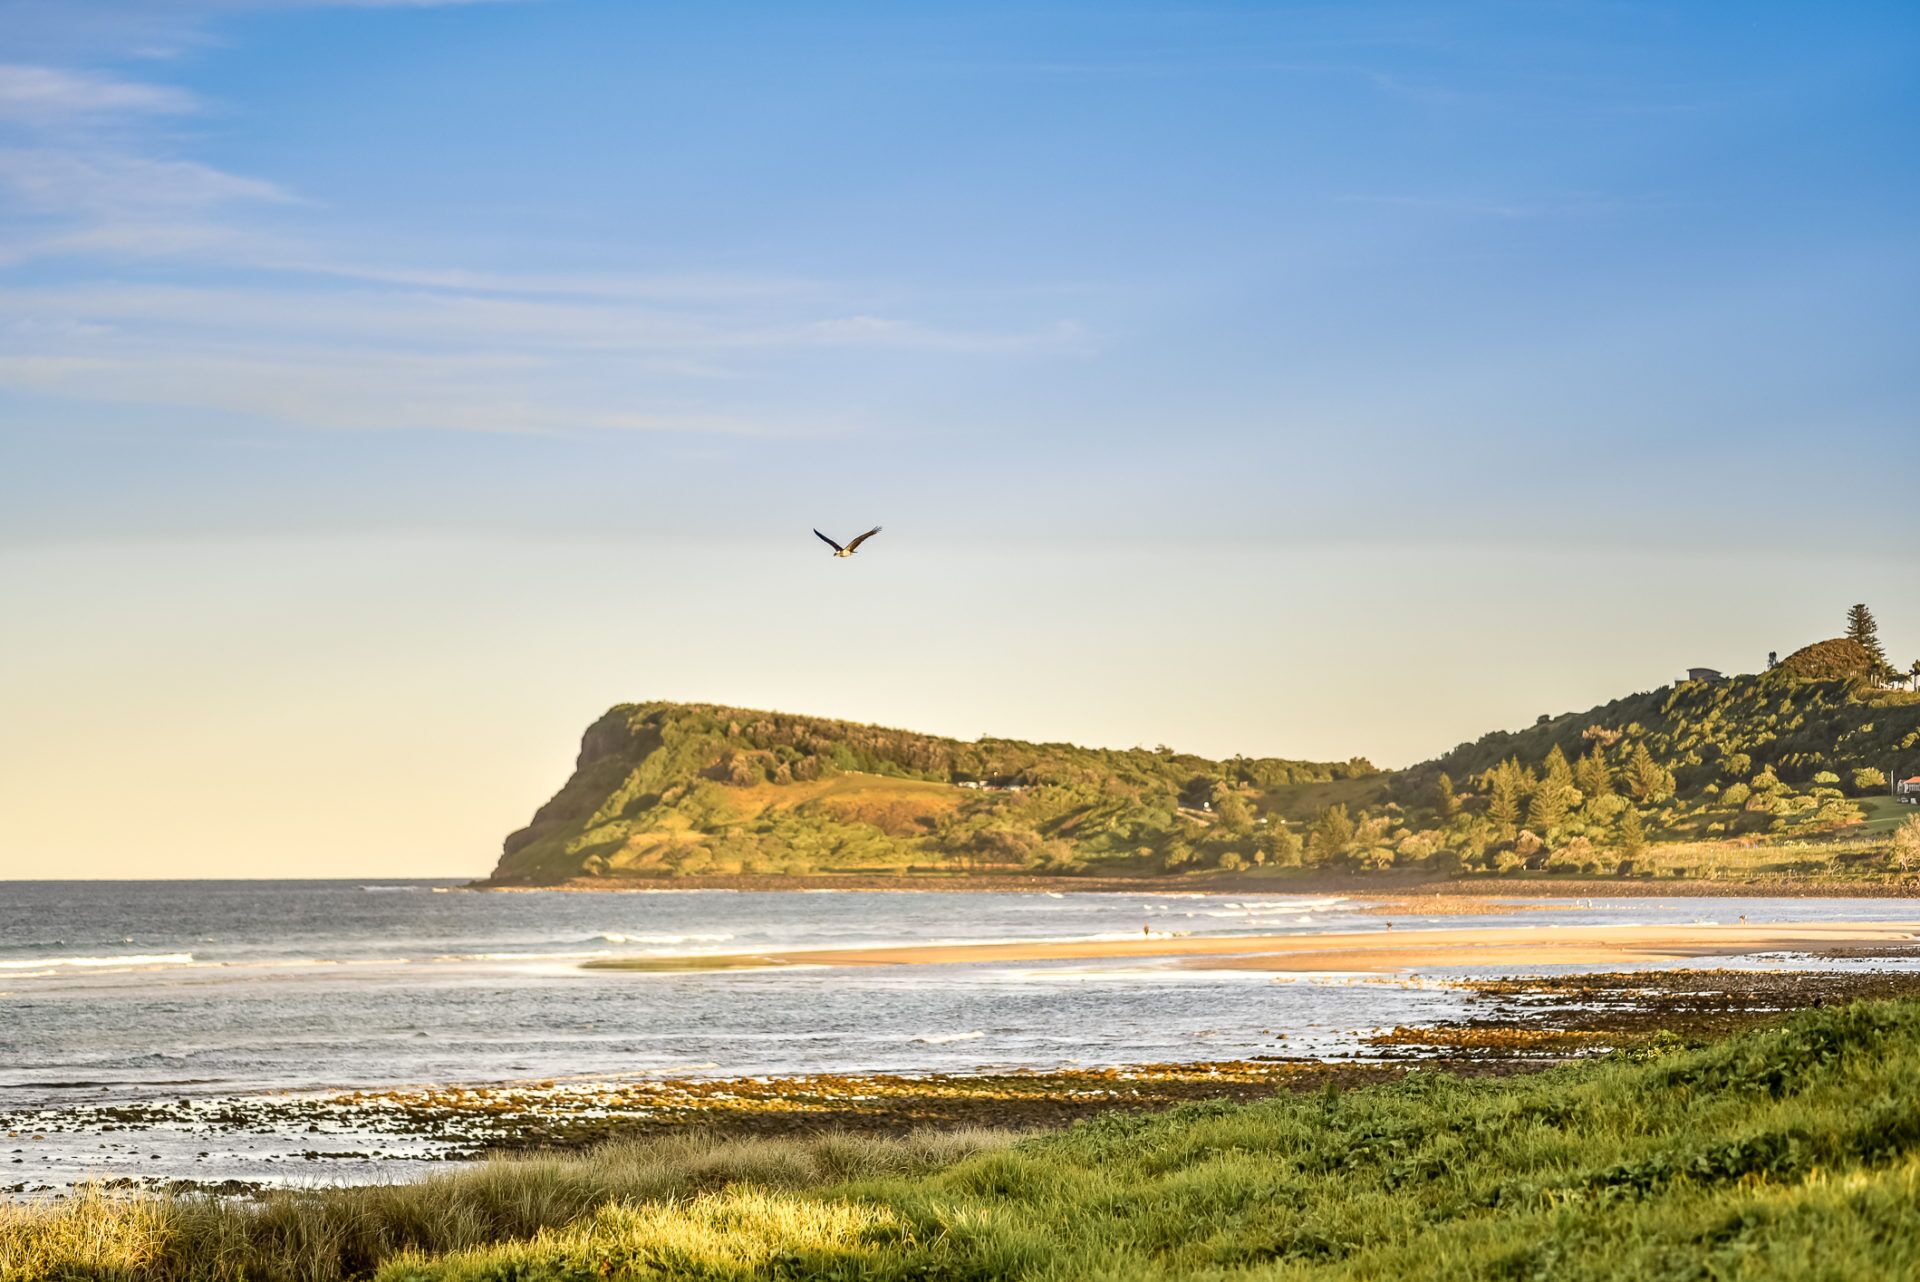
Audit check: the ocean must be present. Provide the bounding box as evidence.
[3,880,1914,1194]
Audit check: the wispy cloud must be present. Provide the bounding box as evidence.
[0,347,819,436]
[0,9,1086,439]
[0,63,200,121]
[0,59,291,261]
[0,269,1083,436]
[2,1,526,62]
[0,281,1075,355]
[1333,192,1660,221]
[0,149,295,213]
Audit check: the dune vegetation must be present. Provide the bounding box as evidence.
[8,999,1920,1280]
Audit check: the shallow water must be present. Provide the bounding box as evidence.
[2,880,1913,1194]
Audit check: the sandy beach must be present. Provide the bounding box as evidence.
[583,920,1920,974]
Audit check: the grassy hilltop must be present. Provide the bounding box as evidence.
[491,640,1920,887]
[492,702,1378,883]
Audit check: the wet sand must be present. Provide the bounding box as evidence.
[583,920,1920,975]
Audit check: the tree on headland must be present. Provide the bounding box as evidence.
[1486,761,1526,841]
[1574,746,1614,799]
[1846,604,1889,679]
[1209,783,1254,833]
[1617,806,1647,859]
[1308,804,1355,863]
[1909,659,1920,692]
[1432,772,1459,818]
[1624,742,1675,802]
[1261,822,1303,867]
[1527,746,1578,835]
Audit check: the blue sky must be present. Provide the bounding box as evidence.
[2,1,1916,876]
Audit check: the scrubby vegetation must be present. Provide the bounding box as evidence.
[1394,668,1920,879]
[10,1000,1920,1280]
[492,702,1378,883]
[490,608,1920,886]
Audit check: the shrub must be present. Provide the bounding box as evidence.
[1894,816,1920,872]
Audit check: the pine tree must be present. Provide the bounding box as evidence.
[1527,780,1568,833]
[1528,746,1576,833]
[1625,743,1674,802]
[1574,746,1614,799]
[1618,806,1647,858]
[1308,804,1354,863]
[1846,603,1889,672]
[1432,772,1459,818]
[1487,763,1524,840]
[1541,745,1575,797]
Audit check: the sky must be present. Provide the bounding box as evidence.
[1,0,1915,879]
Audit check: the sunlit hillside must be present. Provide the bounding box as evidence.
[491,652,1920,885]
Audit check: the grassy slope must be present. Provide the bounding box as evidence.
[12,1001,1920,1281]
[490,702,1374,883]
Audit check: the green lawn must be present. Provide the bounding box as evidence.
[1854,794,1918,837]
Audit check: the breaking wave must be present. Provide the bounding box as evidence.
[0,952,195,971]
[593,932,735,945]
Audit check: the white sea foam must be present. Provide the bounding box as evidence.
[432,950,615,963]
[595,932,734,945]
[912,1031,986,1044]
[0,952,194,971]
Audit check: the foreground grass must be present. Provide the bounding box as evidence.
[11,1003,1920,1280]
[0,1132,1006,1282]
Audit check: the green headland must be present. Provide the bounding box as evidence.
[490,630,1920,891]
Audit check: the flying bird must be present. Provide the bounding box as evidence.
[814,526,882,558]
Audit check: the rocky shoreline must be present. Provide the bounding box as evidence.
[16,965,1920,1200]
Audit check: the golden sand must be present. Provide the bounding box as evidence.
[583,920,1920,975]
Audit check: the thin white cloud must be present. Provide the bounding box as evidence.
[3,2,526,62]
[0,281,1077,356]
[1334,192,1654,221]
[0,64,200,121]
[0,218,292,266]
[0,274,1083,434]
[0,149,296,213]
[266,259,846,304]
[0,348,818,437]
[0,7,1085,440]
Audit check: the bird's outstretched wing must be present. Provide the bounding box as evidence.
[813,529,844,552]
[845,526,882,552]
